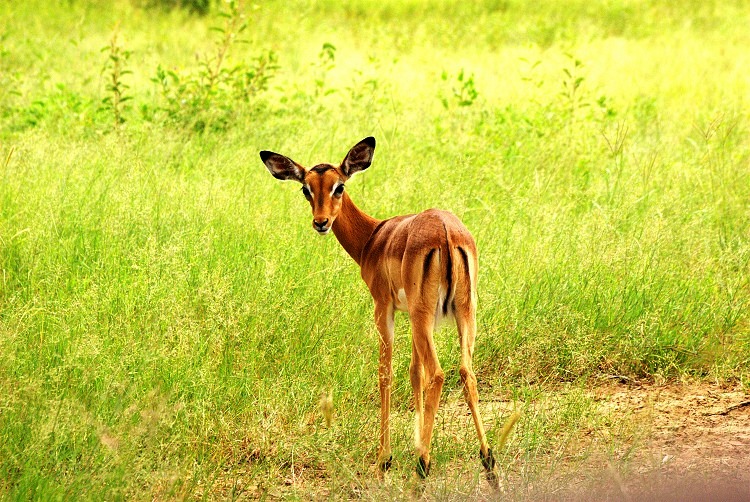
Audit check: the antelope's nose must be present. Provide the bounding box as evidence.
[313,218,330,232]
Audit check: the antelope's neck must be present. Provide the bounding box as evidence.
[332,192,381,266]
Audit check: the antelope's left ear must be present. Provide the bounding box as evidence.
[260,151,306,183]
[341,137,376,178]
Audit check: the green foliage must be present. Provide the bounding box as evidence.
[138,0,213,15]
[100,27,132,129]
[313,42,337,98]
[559,53,586,115]
[440,68,479,108]
[10,84,96,133]
[151,1,278,132]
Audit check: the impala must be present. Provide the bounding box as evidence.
[260,137,498,486]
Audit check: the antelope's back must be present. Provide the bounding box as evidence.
[359,209,476,314]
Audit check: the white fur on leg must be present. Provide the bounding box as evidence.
[414,411,422,451]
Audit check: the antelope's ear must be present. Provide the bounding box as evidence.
[260,151,306,182]
[341,137,375,178]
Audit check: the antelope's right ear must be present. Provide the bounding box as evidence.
[260,151,306,182]
[341,136,376,178]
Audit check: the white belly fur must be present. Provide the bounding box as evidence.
[395,288,408,311]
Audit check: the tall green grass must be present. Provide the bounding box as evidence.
[1,0,748,498]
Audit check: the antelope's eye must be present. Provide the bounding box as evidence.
[301,186,311,198]
[333,184,345,197]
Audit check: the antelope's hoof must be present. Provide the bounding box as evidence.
[480,448,500,489]
[480,447,496,471]
[485,468,500,490]
[416,456,431,479]
[379,455,392,472]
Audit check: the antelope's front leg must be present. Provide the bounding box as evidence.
[374,303,395,475]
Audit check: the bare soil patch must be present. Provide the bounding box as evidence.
[586,382,750,501]
[424,382,750,501]
[505,382,750,501]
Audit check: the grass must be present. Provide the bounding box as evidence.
[1,0,749,498]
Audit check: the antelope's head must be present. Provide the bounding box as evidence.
[260,137,375,234]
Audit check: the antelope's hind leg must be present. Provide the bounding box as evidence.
[374,302,395,476]
[455,288,500,488]
[410,310,444,479]
[404,247,447,479]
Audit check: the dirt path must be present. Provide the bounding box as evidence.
[435,382,750,500]
[585,382,750,501]
[488,382,750,501]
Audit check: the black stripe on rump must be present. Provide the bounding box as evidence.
[423,248,436,282]
[457,246,471,297]
[442,247,453,315]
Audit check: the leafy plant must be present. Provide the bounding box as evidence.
[137,0,212,15]
[313,42,337,99]
[559,54,617,122]
[440,68,479,108]
[151,0,278,132]
[559,53,587,116]
[100,26,132,129]
[345,55,382,104]
[11,84,92,131]
[232,50,279,102]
